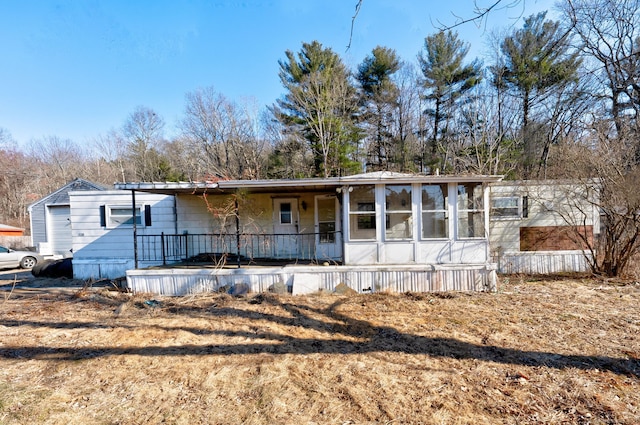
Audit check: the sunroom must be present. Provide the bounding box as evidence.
[339,174,498,266]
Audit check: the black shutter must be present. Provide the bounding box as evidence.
[522,196,528,218]
[99,205,106,227]
[144,205,152,226]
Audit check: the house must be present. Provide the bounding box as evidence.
[489,180,600,274]
[69,172,503,295]
[0,224,25,236]
[28,178,108,257]
[70,190,175,280]
[0,224,28,249]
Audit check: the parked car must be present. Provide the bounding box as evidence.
[0,245,43,270]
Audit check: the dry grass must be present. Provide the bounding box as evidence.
[0,276,638,424]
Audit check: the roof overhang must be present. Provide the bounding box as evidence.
[115,173,504,195]
[0,224,25,232]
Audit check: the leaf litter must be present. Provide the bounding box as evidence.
[0,276,638,424]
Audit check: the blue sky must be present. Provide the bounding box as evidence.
[1,0,555,146]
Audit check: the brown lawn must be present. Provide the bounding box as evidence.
[0,276,638,424]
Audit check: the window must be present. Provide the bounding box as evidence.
[491,196,520,219]
[457,183,485,238]
[109,206,142,227]
[279,202,292,224]
[385,185,412,239]
[422,183,448,238]
[317,197,336,243]
[348,185,376,240]
[101,205,149,228]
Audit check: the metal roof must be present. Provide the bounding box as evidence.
[115,173,503,195]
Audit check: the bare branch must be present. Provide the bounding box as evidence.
[437,0,524,32]
[346,0,364,51]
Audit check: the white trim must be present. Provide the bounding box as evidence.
[105,204,145,229]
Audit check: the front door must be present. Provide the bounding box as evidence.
[273,198,299,258]
[315,195,342,261]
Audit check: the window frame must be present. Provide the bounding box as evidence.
[279,202,293,224]
[347,185,377,241]
[456,183,486,239]
[105,205,145,229]
[316,195,337,244]
[490,196,522,220]
[384,184,413,240]
[421,183,449,240]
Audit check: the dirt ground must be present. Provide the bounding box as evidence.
[0,275,638,424]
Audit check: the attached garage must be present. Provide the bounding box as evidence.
[28,178,108,256]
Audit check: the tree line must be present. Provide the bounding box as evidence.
[1,0,639,274]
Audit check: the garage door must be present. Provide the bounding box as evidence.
[48,205,72,256]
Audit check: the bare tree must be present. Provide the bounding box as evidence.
[122,106,171,181]
[564,0,640,136]
[0,128,12,150]
[91,129,132,183]
[25,136,88,192]
[553,121,640,277]
[274,41,360,177]
[282,70,360,177]
[0,147,39,229]
[448,85,520,175]
[391,63,423,172]
[180,87,264,180]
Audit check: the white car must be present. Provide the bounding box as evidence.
[0,245,42,270]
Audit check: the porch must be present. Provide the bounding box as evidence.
[135,231,343,266]
[112,172,503,295]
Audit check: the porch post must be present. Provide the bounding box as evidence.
[161,232,166,266]
[235,197,241,268]
[131,189,138,269]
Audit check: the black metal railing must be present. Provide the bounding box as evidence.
[136,232,342,265]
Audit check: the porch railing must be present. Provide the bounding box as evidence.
[136,232,342,266]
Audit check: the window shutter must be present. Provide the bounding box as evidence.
[99,205,106,227]
[522,196,529,218]
[144,205,152,226]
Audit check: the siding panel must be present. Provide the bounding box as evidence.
[70,191,176,279]
[126,264,497,296]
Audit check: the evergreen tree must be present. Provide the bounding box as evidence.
[499,12,581,177]
[274,41,360,177]
[418,30,482,172]
[356,46,401,171]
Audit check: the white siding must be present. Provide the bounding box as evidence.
[490,181,599,252]
[126,264,497,296]
[70,190,176,279]
[489,181,599,274]
[495,251,592,274]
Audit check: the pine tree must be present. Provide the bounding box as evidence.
[274,41,360,177]
[418,30,482,172]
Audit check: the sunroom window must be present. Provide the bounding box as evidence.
[422,183,448,238]
[348,185,376,240]
[457,183,485,238]
[385,185,412,240]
